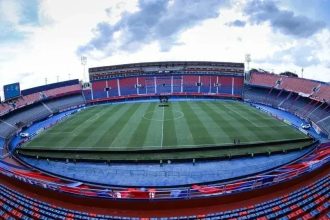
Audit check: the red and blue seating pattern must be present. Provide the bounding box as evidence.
[0,82,82,117]
[249,72,330,102]
[0,172,328,219]
[88,75,244,102]
[247,72,330,136]
[1,140,328,202]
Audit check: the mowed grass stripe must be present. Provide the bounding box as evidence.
[227,102,304,139]
[143,106,164,148]
[191,102,232,144]
[70,104,129,149]
[171,102,195,147]
[219,103,275,141]
[237,103,305,138]
[198,102,239,144]
[93,103,142,148]
[128,103,157,148]
[25,106,106,148]
[223,102,282,140]
[23,101,310,152]
[113,103,155,149]
[163,106,178,147]
[51,107,102,132]
[209,102,267,143]
[179,102,215,145]
[62,105,123,149]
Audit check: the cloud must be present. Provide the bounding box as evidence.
[226,19,246,27]
[77,0,229,56]
[244,0,326,38]
[256,43,320,68]
[0,0,45,44]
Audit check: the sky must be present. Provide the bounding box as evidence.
[0,0,330,97]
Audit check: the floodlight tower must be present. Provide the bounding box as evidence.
[81,56,87,82]
[245,54,251,72]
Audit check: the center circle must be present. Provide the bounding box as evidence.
[143,110,184,122]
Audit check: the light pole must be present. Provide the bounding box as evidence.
[81,56,87,82]
[245,54,251,72]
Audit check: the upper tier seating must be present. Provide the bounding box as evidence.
[279,76,319,95]
[250,72,327,98]
[311,84,330,102]
[13,93,42,109]
[43,84,82,98]
[250,72,281,87]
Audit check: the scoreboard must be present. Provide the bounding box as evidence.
[4,83,21,100]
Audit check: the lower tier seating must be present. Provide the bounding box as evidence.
[0,174,328,219]
[0,94,85,139]
[44,95,85,113]
[244,86,330,136]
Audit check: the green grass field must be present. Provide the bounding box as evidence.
[20,100,312,157]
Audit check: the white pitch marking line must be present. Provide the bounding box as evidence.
[161,107,165,148]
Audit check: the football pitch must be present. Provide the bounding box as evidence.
[20,100,312,160]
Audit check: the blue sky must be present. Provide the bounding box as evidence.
[0,0,330,97]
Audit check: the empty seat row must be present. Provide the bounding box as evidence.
[244,85,330,136]
[0,174,328,219]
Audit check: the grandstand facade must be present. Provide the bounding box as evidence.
[0,61,329,219]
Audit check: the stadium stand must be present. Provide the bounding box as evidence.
[88,74,244,102]
[82,89,92,101]
[279,76,319,95]
[182,75,199,93]
[0,138,5,155]
[199,75,211,93]
[0,103,13,116]
[218,76,233,94]
[44,95,85,113]
[0,119,18,139]
[120,77,138,96]
[4,105,50,129]
[311,83,330,102]
[92,80,108,99]
[247,72,330,137]
[0,173,328,219]
[0,80,82,117]
[0,62,329,218]
[43,84,82,98]
[249,72,281,88]
[156,76,172,94]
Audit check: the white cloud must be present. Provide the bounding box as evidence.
[0,0,330,99]
[0,0,21,24]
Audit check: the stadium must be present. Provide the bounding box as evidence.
[0,60,329,219]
